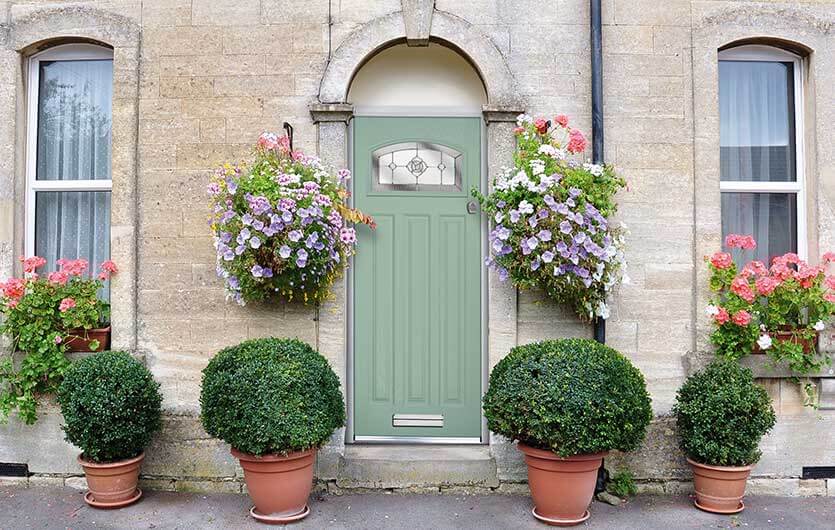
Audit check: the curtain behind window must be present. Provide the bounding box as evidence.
[34,59,112,277]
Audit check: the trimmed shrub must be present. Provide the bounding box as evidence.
[200,337,345,456]
[57,351,162,463]
[673,359,775,467]
[483,338,652,457]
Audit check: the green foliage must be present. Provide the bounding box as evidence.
[673,359,775,467]
[483,338,652,457]
[57,351,162,463]
[1,265,111,424]
[608,469,637,497]
[200,337,345,456]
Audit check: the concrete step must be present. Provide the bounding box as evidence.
[336,445,499,489]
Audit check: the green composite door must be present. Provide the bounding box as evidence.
[353,116,482,440]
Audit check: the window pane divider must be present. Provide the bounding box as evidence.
[31,180,112,192]
[719,181,801,193]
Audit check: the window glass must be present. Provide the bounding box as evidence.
[34,191,111,272]
[719,60,795,182]
[36,59,113,181]
[721,192,797,265]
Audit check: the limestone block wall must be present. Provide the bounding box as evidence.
[0,0,833,495]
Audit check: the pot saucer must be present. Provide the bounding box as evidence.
[84,488,142,509]
[694,499,745,514]
[532,507,590,526]
[250,505,310,524]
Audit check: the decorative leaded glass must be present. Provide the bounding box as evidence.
[373,142,462,191]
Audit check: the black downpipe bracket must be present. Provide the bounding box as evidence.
[590,0,610,494]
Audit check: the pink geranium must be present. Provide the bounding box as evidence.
[755,276,780,296]
[56,258,88,276]
[741,260,767,278]
[566,129,587,154]
[709,252,733,270]
[554,114,569,128]
[714,307,730,325]
[47,270,69,286]
[20,255,46,273]
[58,298,76,312]
[0,278,26,300]
[732,310,752,326]
[724,234,756,250]
[730,276,755,303]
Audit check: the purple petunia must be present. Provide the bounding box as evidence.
[279,245,292,259]
[288,230,303,242]
[559,220,572,234]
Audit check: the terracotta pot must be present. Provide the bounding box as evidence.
[65,326,110,353]
[79,452,143,508]
[752,327,818,355]
[519,443,605,526]
[232,447,315,523]
[688,458,752,514]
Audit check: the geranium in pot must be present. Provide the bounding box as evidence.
[673,359,775,514]
[483,338,652,525]
[705,234,835,402]
[0,257,117,424]
[200,338,345,523]
[57,351,162,508]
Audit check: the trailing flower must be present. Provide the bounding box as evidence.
[474,114,628,320]
[209,133,373,306]
[705,234,835,377]
[0,257,116,424]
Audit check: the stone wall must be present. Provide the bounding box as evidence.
[0,0,834,496]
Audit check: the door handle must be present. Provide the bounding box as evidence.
[466,200,479,214]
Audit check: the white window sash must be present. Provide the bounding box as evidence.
[718,45,807,260]
[24,43,114,258]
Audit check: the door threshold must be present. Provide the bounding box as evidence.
[353,435,482,445]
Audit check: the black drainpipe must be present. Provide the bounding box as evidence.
[590,0,610,494]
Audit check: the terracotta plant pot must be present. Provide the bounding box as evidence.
[752,327,818,354]
[78,452,143,508]
[65,326,110,353]
[232,447,315,523]
[688,458,752,514]
[519,444,605,526]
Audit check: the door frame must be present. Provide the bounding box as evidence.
[345,107,489,444]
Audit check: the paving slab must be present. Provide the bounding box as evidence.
[0,486,833,529]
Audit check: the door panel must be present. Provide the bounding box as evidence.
[353,116,482,440]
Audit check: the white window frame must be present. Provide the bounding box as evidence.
[718,44,807,259]
[25,43,114,258]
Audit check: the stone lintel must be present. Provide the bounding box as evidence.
[482,105,525,124]
[310,103,354,123]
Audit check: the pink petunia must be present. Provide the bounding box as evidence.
[512,126,525,135]
[58,298,76,312]
[534,118,549,135]
[732,310,752,326]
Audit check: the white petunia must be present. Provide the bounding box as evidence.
[596,302,610,319]
[757,334,773,350]
[583,162,604,177]
[813,320,826,331]
[705,304,720,317]
[518,200,534,215]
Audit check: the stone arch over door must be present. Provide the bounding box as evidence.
[317,10,521,108]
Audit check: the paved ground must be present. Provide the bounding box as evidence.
[1,487,833,529]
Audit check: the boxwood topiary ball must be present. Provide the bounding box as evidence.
[483,338,652,457]
[673,359,775,467]
[200,337,345,456]
[57,351,163,463]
